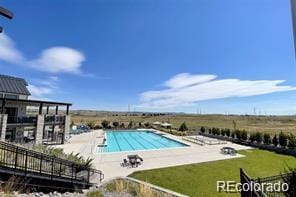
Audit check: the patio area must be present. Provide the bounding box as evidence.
[54,129,251,181]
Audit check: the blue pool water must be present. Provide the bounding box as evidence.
[97,130,188,153]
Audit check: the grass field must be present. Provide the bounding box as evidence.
[71,112,296,134]
[129,149,296,197]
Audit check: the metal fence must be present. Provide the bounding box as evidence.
[240,168,292,197]
[0,141,103,188]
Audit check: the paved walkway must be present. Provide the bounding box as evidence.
[55,130,251,182]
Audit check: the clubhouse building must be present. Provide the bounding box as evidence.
[0,75,71,144]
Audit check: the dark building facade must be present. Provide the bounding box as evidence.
[0,75,71,144]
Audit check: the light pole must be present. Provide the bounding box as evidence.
[0,6,13,33]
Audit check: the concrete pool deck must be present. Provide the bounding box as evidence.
[54,129,251,182]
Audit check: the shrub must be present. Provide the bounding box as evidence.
[128,121,133,129]
[144,122,150,128]
[235,130,242,140]
[263,133,271,145]
[112,122,119,128]
[288,134,296,149]
[231,131,235,138]
[212,128,220,135]
[138,122,142,127]
[241,130,248,141]
[225,129,231,137]
[255,132,263,143]
[101,120,110,129]
[179,122,188,132]
[249,133,256,142]
[120,122,125,128]
[232,120,237,130]
[94,125,102,130]
[200,126,206,133]
[221,129,226,136]
[272,134,278,147]
[87,121,96,129]
[216,128,221,135]
[209,128,212,134]
[33,145,93,169]
[86,190,103,197]
[279,132,288,147]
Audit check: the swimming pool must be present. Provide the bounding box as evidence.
[97,130,188,153]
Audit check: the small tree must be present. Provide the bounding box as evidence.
[70,120,75,127]
[217,128,221,135]
[200,126,206,134]
[144,122,150,128]
[231,132,235,138]
[235,130,242,140]
[120,122,125,128]
[255,132,263,143]
[179,122,188,132]
[279,132,288,147]
[225,129,231,137]
[272,134,278,147]
[221,129,226,136]
[87,121,96,129]
[209,128,212,134]
[139,122,142,128]
[212,128,220,135]
[241,130,248,141]
[263,133,271,145]
[288,134,296,149]
[128,121,133,129]
[101,120,110,129]
[112,121,119,128]
[249,133,256,142]
[232,120,237,131]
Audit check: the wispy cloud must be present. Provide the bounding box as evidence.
[0,33,24,64]
[27,76,60,99]
[0,33,86,75]
[138,73,296,109]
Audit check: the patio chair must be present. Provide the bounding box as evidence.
[137,156,144,164]
[121,159,130,167]
[129,158,138,168]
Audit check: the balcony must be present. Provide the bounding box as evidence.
[44,115,65,124]
[7,116,37,124]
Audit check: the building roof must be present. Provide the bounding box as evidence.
[0,97,71,106]
[0,75,31,95]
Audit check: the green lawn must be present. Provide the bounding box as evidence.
[129,149,296,197]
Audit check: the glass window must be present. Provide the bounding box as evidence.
[5,94,18,99]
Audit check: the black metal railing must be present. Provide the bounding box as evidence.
[240,168,292,197]
[7,116,37,124]
[240,168,267,197]
[44,115,65,124]
[0,141,103,185]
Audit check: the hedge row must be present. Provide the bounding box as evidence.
[200,126,296,149]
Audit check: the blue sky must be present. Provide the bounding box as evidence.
[1,0,296,114]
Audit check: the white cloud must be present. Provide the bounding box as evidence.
[139,73,296,109]
[27,76,59,99]
[164,73,216,88]
[28,84,53,98]
[0,33,24,64]
[0,33,86,74]
[29,47,85,74]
